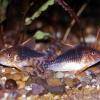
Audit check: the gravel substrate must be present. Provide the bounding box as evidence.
[0,65,100,100]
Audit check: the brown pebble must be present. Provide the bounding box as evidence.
[54,95,61,100]
[64,78,73,87]
[47,86,65,94]
[10,73,22,81]
[43,93,54,100]
[5,79,18,90]
[64,78,80,88]
[47,78,62,86]
[17,81,25,89]
[73,78,80,85]
[21,73,29,82]
[4,73,11,79]
[3,68,12,74]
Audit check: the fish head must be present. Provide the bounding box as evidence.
[82,47,100,67]
[0,47,19,66]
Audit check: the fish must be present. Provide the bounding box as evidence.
[0,46,46,70]
[43,45,100,73]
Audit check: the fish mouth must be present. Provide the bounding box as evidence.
[0,60,23,71]
[89,60,100,67]
[0,61,11,67]
[0,59,12,67]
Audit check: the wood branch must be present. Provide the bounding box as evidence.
[62,2,88,43]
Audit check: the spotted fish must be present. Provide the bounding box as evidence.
[0,46,46,69]
[43,45,100,73]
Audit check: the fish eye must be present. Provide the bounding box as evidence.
[8,53,11,57]
[91,51,95,55]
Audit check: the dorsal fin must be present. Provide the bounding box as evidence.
[21,38,35,50]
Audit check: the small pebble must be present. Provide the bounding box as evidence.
[17,81,25,89]
[1,77,7,86]
[21,73,29,82]
[25,86,32,91]
[64,77,73,87]
[18,89,27,95]
[55,72,64,78]
[7,91,18,100]
[54,95,60,100]
[72,78,80,87]
[85,85,90,89]
[3,68,12,74]
[92,85,96,88]
[91,79,97,85]
[10,73,22,81]
[65,86,70,90]
[47,78,62,86]
[43,93,54,99]
[47,86,65,94]
[3,93,9,99]
[64,74,76,78]
[95,74,100,85]
[76,83,82,90]
[97,85,100,90]
[32,83,45,95]
[61,94,68,100]
[22,94,26,100]
[86,70,96,78]
[1,69,6,73]
[5,79,18,90]
[80,76,92,85]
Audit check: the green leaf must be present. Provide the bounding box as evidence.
[34,30,50,40]
[25,0,54,25]
[0,0,9,23]
[0,0,9,8]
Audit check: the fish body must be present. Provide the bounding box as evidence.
[43,45,100,72]
[0,46,46,68]
[0,45,99,73]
